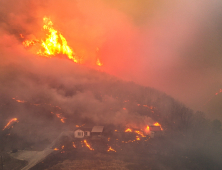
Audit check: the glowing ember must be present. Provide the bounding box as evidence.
[12,98,26,103]
[61,145,64,149]
[96,58,103,66]
[136,136,140,140]
[154,122,163,130]
[143,105,155,110]
[125,128,132,132]
[54,148,59,151]
[56,113,66,123]
[3,118,18,131]
[16,100,26,103]
[84,140,94,151]
[72,142,76,148]
[20,34,24,38]
[107,146,116,152]
[215,89,222,95]
[145,125,150,131]
[154,122,160,126]
[134,130,146,137]
[122,139,137,143]
[76,124,85,128]
[204,89,222,105]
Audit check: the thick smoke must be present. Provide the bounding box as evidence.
[0,0,222,133]
[1,1,222,169]
[1,0,222,117]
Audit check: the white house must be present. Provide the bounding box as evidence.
[74,126,104,138]
[74,129,84,138]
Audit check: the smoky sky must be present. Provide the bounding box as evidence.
[1,0,222,118]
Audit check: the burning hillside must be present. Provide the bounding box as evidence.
[21,17,102,66]
[0,54,217,169]
[1,0,222,169]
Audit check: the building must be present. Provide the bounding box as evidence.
[74,126,104,138]
[149,126,162,138]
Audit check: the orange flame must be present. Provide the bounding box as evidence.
[154,122,160,126]
[125,128,132,132]
[22,17,105,66]
[107,146,116,152]
[76,124,85,128]
[56,113,66,123]
[72,142,76,148]
[134,130,146,137]
[84,140,94,151]
[136,136,140,140]
[96,58,103,66]
[154,122,163,130]
[54,148,59,151]
[12,98,26,103]
[3,118,18,131]
[23,17,77,63]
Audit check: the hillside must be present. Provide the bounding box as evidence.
[0,57,222,170]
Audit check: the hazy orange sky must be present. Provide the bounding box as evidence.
[1,0,222,115]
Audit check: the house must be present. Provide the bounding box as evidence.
[149,126,162,138]
[149,126,161,131]
[74,126,104,138]
[91,126,104,137]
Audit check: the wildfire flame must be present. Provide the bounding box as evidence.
[107,146,116,152]
[23,40,39,47]
[12,98,26,103]
[145,122,163,133]
[125,128,132,132]
[154,122,160,126]
[154,122,163,130]
[76,124,85,128]
[72,142,76,148]
[13,97,66,124]
[35,17,77,63]
[3,118,18,131]
[136,136,140,140]
[56,113,66,123]
[134,130,146,137]
[96,58,103,66]
[84,140,94,151]
[22,17,103,66]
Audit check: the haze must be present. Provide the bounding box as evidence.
[0,0,222,118]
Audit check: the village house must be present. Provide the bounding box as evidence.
[74,126,104,139]
[149,125,162,138]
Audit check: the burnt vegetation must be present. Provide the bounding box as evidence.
[0,62,222,170]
